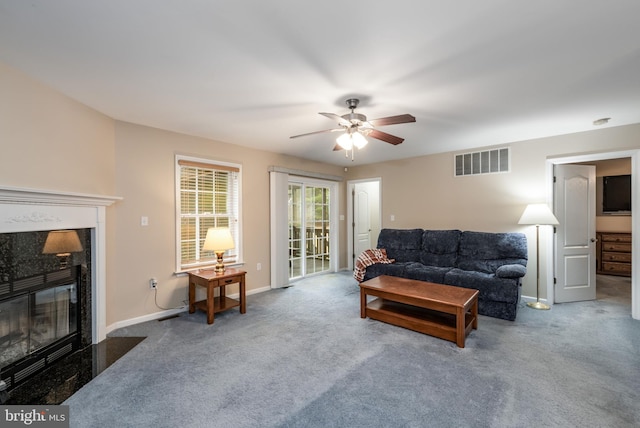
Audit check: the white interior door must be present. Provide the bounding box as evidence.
[349,180,381,268]
[354,188,372,256]
[554,164,597,302]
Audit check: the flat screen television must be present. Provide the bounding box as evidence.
[602,174,631,213]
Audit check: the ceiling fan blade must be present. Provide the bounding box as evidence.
[319,112,352,127]
[332,144,343,151]
[368,114,416,127]
[290,128,344,139]
[367,129,405,145]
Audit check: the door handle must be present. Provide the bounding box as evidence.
[590,238,597,243]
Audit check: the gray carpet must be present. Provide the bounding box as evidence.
[64,272,640,427]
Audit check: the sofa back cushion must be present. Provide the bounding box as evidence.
[377,228,423,263]
[457,231,528,274]
[420,229,461,267]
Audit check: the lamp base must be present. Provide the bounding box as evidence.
[214,251,226,274]
[527,301,550,310]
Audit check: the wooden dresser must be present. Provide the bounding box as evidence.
[596,232,632,277]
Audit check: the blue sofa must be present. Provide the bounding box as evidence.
[362,229,528,321]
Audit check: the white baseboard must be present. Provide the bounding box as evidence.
[106,284,272,335]
[106,306,188,335]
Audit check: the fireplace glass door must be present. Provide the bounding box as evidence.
[0,283,78,369]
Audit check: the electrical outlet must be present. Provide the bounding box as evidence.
[257,263,262,271]
[149,278,158,289]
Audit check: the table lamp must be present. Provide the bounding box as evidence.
[202,227,235,273]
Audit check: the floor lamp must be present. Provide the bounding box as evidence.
[518,204,559,310]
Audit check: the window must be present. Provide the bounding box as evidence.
[176,155,241,271]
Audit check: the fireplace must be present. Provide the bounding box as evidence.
[0,186,120,397]
[0,229,92,391]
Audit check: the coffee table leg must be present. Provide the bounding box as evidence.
[472,298,478,330]
[456,307,465,348]
[360,288,366,318]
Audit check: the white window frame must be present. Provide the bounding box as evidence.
[175,155,242,272]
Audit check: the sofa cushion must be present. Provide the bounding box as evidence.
[420,229,461,267]
[457,231,527,274]
[404,263,452,283]
[363,262,409,281]
[444,268,520,304]
[496,264,527,279]
[377,228,423,263]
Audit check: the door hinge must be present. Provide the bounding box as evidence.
[553,226,557,233]
[554,277,557,284]
[553,176,557,183]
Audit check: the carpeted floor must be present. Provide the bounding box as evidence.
[64,272,639,427]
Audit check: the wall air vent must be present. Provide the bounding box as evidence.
[455,147,510,177]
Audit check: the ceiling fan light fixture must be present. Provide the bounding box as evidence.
[352,131,368,149]
[336,132,353,150]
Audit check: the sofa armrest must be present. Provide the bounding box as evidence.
[495,264,526,279]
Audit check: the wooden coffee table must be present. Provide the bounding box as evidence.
[360,275,478,348]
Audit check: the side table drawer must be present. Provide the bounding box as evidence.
[215,275,243,286]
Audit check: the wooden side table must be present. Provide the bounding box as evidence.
[188,268,246,324]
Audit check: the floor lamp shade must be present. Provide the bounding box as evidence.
[518,203,559,226]
[518,204,559,310]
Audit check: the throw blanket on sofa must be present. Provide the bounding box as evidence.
[354,249,394,282]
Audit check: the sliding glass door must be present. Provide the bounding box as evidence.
[288,182,331,279]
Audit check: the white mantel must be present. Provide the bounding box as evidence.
[0,186,121,343]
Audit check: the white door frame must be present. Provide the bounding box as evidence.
[346,178,382,270]
[289,176,340,277]
[547,149,639,320]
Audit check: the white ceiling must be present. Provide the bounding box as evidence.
[1,1,639,166]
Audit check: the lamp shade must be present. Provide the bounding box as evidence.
[352,132,368,149]
[202,227,235,253]
[336,131,368,150]
[43,230,83,254]
[336,133,353,150]
[518,204,559,226]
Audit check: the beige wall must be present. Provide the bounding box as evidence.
[0,62,116,194]
[110,122,346,325]
[347,124,640,300]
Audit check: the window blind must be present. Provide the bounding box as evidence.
[177,157,240,270]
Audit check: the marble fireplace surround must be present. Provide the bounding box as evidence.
[0,186,121,344]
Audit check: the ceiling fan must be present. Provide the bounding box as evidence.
[290,98,416,158]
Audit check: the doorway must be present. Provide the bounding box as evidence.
[288,181,333,280]
[347,178,382,270]
[548,150,639,320]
